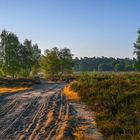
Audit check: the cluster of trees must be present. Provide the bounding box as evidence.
[0,30,73,79]
[73,57,136,72]
[73,28,140,72]
[0,27,140,79]
[40,47,73,79]
[0,30,41,78]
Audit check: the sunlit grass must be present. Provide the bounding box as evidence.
[0,87,30,95]
[63,82,80,102]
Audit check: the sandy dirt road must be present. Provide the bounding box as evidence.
[0,81,75,140]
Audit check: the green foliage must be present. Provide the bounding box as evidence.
[59,48,74,75]
[73,57,136,72]
[19,40,41,77]
[40,47,60,79]
[134,28,140,71]
[71,73,140,139]
[0,30,41,78]
[114,63,120,71]
[98,63,113,71]
[0,30,20,77]
[40,47,73,80]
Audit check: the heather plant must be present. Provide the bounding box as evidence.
[71,73,140,139]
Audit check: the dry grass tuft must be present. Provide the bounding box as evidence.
[63,82,80,102]
[0,87,30,95]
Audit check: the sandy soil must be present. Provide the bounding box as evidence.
[0,81,74,140]
[71,102,103,140]
[0,81,103,140]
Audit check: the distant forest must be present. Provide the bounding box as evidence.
[73,57,136,72]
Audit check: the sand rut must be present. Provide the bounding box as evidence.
[0,83,73,140]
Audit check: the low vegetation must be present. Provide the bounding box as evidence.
[70,72,140,139]
[0,78,41,96]
[63,82,80,102]
[0,77,40,87]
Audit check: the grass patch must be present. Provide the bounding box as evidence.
[0,87,30,95]
[70,72,140,139]
[0,77,38,95]
[64,82,80,102]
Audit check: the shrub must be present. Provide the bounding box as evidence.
[70,72,140,139]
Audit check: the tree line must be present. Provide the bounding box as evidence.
[73,57,136,72]
[0,30,73,79]
[73,28,140,72]
[0,30,41,78]
[0,28,140,79]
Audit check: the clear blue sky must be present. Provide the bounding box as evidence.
[0,0,139,58]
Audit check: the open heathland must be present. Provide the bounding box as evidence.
[70,72,140,139]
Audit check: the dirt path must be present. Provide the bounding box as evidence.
[0,82,75,140]
[0,81,103,140]
[71,102,103,140]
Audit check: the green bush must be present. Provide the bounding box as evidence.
[71,72,140,139]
